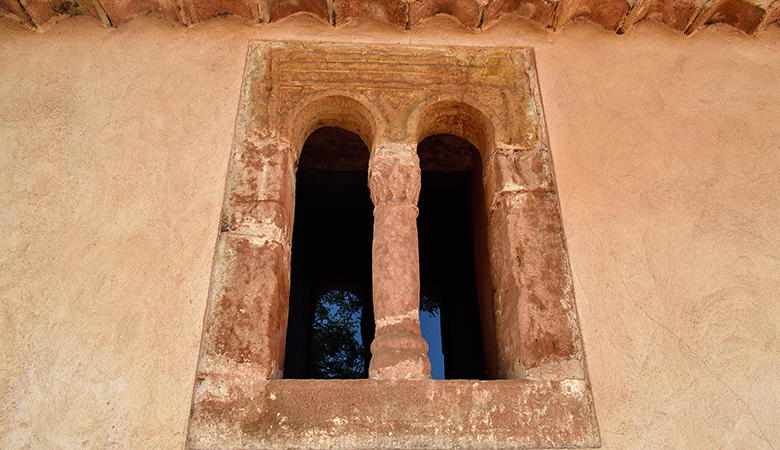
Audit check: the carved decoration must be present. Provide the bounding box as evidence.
[368,145,422,206]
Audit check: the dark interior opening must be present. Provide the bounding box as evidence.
[417,134,496,380]
[283,127,374,379]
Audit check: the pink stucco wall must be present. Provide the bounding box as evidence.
[1,14,778,448]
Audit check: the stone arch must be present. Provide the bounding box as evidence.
[412,100,499,379]
[411,100,496,155]
[287,93,380,157]
[284,109,376,380]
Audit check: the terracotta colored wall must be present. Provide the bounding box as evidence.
[1,15,778,449]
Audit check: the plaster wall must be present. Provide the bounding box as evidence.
[0,15,778,449]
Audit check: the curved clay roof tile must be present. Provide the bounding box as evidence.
[0,0,778,34]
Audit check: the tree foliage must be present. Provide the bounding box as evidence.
[310,290,365,378]
[309,290,440,379]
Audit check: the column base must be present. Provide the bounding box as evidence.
[369,330,431,379]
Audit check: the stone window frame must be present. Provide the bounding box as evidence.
[187,41,600,448]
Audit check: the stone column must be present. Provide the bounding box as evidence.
[367,143,431,379]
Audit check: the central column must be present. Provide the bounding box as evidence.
[367,143,431,379]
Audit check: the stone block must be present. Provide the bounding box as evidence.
[188,379,600,448]
[197,233,290,379]
[222,141,295,239]
[483,147,554,211]
[221,201,290,244]
[489,191,580,378]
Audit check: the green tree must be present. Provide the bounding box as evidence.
[310,290,365,378]
[309,290,440,379]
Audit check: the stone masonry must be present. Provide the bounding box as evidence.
[186,41,600,448]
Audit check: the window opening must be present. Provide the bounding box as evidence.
[419,295,444,379]
[189,43,600,448]
[417,134,491,380]
[310,289,366,378]
[283,127,374,379]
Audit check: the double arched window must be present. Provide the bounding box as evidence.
[283,117,494,380]
[188,42,598,449]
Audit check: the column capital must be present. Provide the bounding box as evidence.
[368,143,421,207]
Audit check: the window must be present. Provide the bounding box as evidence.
[284,127,373,379]
[417,134,491,380]
[188,42,600,449]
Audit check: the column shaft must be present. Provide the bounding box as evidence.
[367,144,431,379]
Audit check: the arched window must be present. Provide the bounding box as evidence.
[283,127,374,379]
[417,134,495,380]
[190,43,599,448]
[414,101,498,380]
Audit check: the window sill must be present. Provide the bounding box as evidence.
[188,378,599,448]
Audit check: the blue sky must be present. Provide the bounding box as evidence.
[420,309,444,379]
